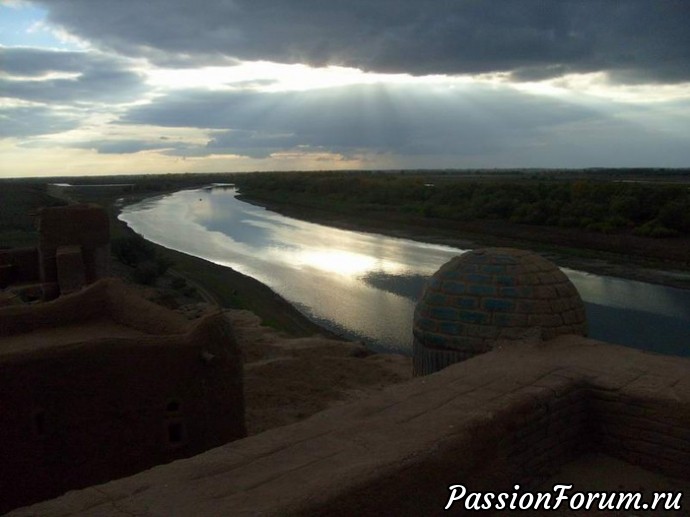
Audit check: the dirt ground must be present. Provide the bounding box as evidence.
[225,309,412,435]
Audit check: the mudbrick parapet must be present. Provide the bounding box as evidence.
[8,335,689,516]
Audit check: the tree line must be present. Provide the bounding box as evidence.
[236,172,690,238]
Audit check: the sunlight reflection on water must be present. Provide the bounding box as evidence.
[120,187,690,356]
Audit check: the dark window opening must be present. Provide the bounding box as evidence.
[168,421,185,445]
[166,400,180,413]
[33,410,46,437]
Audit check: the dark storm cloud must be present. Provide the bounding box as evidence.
[1,47,88,76]
[119,83,602,158]
[204,130,301,159]
[37,0,690,83]
[0,47,147,103]
[0,105,80,138]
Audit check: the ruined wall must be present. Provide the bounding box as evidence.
[38,204,110,287]
[0,280,245,513]
[1,204,111,299]
[0,247,40,288]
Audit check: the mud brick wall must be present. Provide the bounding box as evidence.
[0,280,245,514]
[495,379,593,489]
[8,336,690,517]
[37,204,110,285]
[0,247,40,287]
[494,369,690,487]
[414,248,586,375]
[589,377,690,479]
[0,280,107,335]
[55,245,86,294]
[37,204,109,249]
[0,279,173,335]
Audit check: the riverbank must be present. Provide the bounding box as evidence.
[238,193,690,290]
[108,193,414,435]
[112,209,337,338]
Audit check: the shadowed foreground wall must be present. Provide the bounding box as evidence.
[0,279,245,514]
[9,335,689,516]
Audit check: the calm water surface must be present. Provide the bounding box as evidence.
[120,187,690,356]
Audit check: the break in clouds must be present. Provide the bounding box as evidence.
[37,0,690,84]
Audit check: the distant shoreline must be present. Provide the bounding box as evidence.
[236,192,690,291]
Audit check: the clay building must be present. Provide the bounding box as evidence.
[0,278,245,513]
[0,205,245,513]
[1,204,110,302]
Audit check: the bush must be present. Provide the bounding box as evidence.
[111,235,156,266]
[155,256,173,275]
[170,277,187,290]
[658,199,690,233]
[132,261,159,285]
[634,220,679,238]
[610,194,641,222]
[113,234,174,284]
[182,286,198,297]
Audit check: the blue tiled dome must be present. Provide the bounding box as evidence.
[413,248,586,376]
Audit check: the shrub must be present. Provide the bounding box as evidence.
[658,199,690,233]
[634,220,679,238]
[113,235,173,284]
[155,256,173,275]
[171,277,187,290]
[111,235,156,266]
[132,260,159,285]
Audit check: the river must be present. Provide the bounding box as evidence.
[119,187,690,357]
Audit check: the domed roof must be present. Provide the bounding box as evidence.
[413,248,586,376]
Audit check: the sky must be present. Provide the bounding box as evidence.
[1,0,689,178]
